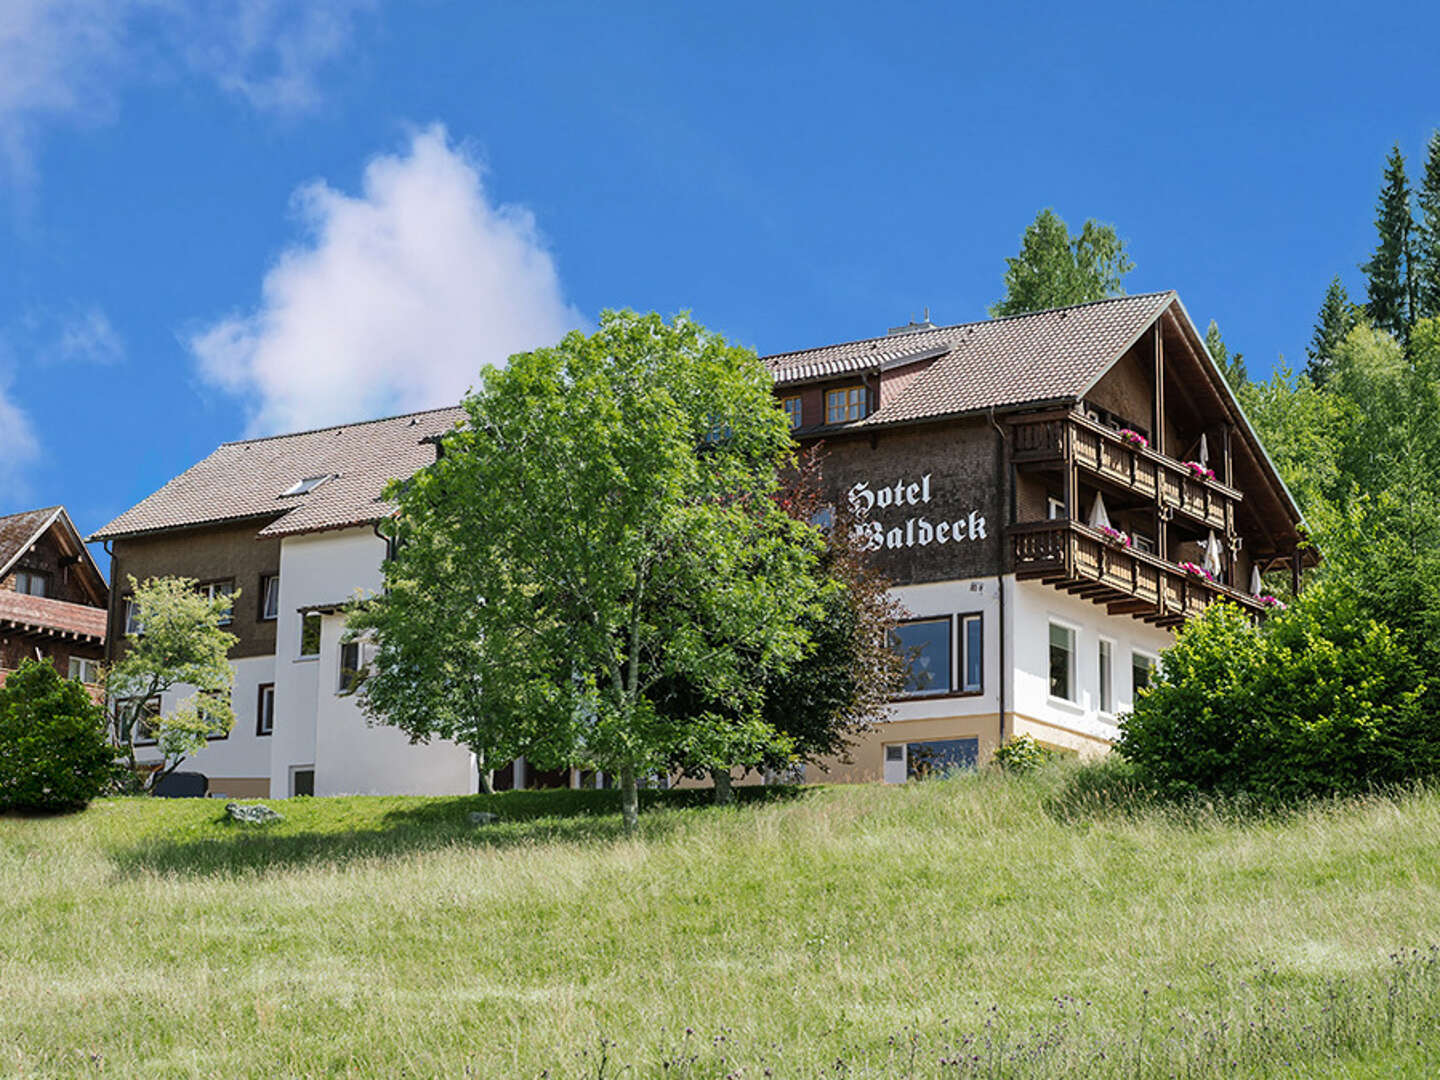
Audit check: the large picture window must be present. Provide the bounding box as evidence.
[905,738,979,780]
[1048,621,1076,702]
[890,618,952,696]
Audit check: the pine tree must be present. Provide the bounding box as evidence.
[1307,276,1360,385]
[1204,320,1247,389]
[1416,132,1440,321]
[1361,144,1415,340]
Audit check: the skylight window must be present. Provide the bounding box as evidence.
[280,474,333,497]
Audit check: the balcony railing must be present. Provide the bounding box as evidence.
[1010,410,1240,532]
[1010,519,1266,627]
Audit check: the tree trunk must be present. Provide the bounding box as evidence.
[475,748,495,795]
[711,766,734,806]
[619,763,639,833]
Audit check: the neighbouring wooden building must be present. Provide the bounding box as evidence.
[764,291,1313,782]
[0,506,108,688]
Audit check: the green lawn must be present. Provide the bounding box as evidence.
[3,769,1440,1077]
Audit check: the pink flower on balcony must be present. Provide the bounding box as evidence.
[1179,560,1215,581]
[1098,525,1132,547]
[1183,460,1217,481]
[1118,428,1149,449]
[1256,594,1287,610]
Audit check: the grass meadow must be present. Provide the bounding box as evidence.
[3,767,1440,1077]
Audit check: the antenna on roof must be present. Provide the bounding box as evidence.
[887,308,937,336]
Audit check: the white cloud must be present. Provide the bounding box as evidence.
[190,124,583,435]
[54,308,126,365]
[0,0,371,182]
[0,373,38,501]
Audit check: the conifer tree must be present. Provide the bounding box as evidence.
[1416,132,1440,321]
[1361,144,1415,340]
[1204,320,1247,389]
[1306,276,1360,385]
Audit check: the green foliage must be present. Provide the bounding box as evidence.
[990,734,1055,774]
[1361,144,1415,341]
[1116,593,1432,802]
[354,310,827,828]
[1203,319,1247,388]
[1416,132,1440,321]
[989,208,1133,317]
[1305,275,1361,385]
[0,659,115,812]
[106,576,238,792]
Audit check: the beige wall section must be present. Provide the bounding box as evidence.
[205,777,271,798]
[1009,713,1113,759]
[806,713,1004,784]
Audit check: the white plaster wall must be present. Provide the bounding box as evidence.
[129,655,276,780]
[885,577,1003,722]
[312,612,476,796]
[1007,577,1172,743]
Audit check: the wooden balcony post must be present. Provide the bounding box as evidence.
[1065,463,1079,521]
[1152,321,1165,456]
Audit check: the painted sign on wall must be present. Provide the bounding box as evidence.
[847,473,987,552]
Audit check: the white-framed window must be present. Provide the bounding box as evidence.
[259,574,280,621]
[338,641,363,694]
[14,570,48,597]
[116,695,162,745]
[1098,637,1114,715]
[1132,650,1158,696]
[198,580,236,625]
[256,683,275,736]
[782,396,803,429]
[299,612,322,657]
[67,656,101,684]
[959,613,983,693]
[1047,496,1068,520]
[1048,621,1077,703]
[890,617,952,696]
[122,596,144,635]
[825,385,866,424]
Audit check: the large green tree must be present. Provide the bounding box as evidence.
[1416,132,1440,321]
[1204,320,1247,389]
[1305,276,1360,385]
[0,659,115,812]
[989,208,1133,317]
[353,311,826,830]
[1361,144,1415,341]
[106,576,238,792]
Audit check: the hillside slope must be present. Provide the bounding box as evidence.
[2,770,1439,1077]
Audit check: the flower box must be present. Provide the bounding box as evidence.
[1183,461,1217,481]
[1118,428,1149,449]
[1256,594,1287,610]
[1179,560,1214,582]
[1097,525,1132,548]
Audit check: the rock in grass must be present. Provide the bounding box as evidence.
[226,802,282,824]
[469,811,499,826]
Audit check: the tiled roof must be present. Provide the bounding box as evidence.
[90,407,468,542]
[0,506,62,576]
[0,591,108,642]
[763,292,1176,427]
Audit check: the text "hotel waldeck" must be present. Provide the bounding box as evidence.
[846,473,987,552]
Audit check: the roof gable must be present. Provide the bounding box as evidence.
[0,506,107,602]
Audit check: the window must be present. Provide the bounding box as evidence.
[890,618,952,696]
[122,596,144,635]
[199,696,229,740]
[299,612,322,657]
[960,613,983,693]
[1047,496,1068,520]
[14,570,48,597]
[1131,532,1155,555]
[280,475,332,497]
[291,767,315,797]
[259,574,280,621]
[256,684,275,736]
[782,396,803,429]
[825,385,866,424]
[1133,651,1157,695]
[338,641,363,693]
[1098,639,1114,714]
[68,657,101,684]
[117,696,162,744]
[198,580,236,625]
[906,738,979,780]
[1048,622,1076,702]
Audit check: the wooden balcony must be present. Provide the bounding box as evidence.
[1010,519,1267,627]
[1010,410,1240,532]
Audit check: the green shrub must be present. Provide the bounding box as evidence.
[0,659,116,813]
[990,734,1054,774]
[1116,585,1433,802]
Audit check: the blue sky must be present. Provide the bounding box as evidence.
[2,1,1437,564]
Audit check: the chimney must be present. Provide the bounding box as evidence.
[887,306,936,336]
